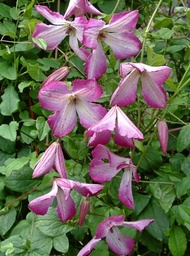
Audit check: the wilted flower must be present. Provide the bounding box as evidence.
[158,120,168,155]
[89,144,139,208]
[110,62,172,108]
[77,215,154,256]
[83,11,141,79]
[38,79,107,138]
[42,66,70,86]
[33,5,89,61]
[87,105,143,147]
[29,178,103,222]
[64,0,101,19]
[33,142,67,178]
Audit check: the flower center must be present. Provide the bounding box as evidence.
[69,94,77,104]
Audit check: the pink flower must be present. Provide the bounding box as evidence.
[77,215,154,256]
[33,5,89,61]
[87,105,143,147]
[89,144,139,208]
[110,62,172,108]
[38,79,107,138]
[29,178,103,222]
[83,11,141,79]
[64,0,101,19]
[33,142,67,178]
[158,120,168,155]
[42,66,70,86]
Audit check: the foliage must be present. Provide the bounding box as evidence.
[0,0,190,255]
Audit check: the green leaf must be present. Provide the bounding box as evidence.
[4,165,40,192]
[181,155,190,175]
[158,28,174,39]
[18,81,33,93]
[35,207,73,237]
[177,126,190,152]
[138,198,169,241]
[175,176,190,198]
[0,60,17,80]
[134,193,151,216]
[168,226,187,256]
[27,63,46,82]
[3,156,30,176]
[36,116,50,141]
[0,235,27,255]
[0,3,11,18]
[0,122,19,141]
[32,38,47,50]
[0,85,20,115]
[53,234,69,253]
[149,183,175,212]
[0,210,17,236]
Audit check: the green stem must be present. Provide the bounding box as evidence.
[140,0,163,62]
[111,0,120,14]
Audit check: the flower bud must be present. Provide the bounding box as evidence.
[79,199,90,226]
[158,120,168,155]
[42,66,70,86]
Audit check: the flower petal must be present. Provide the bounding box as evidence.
[106,227,135,255]
[114,127,135,147]
[95,215,125,239]
[42,67,70,86]
[76,101,107,128]
[85,41,107,79]
[39,81,70,111]
[33,23,68,50]
[35,5,66,24]
[47,103,77,138]
[83,18,105,49]
[56,187,76,222]
[72,79,103,101]
[122,219,154,231]
[69,33,89,61]
[72,181,103,197]
[141,71,167,108]
[88,130,111,147]
[116,106,144,140]
[107,10,139,31]
[64,0,101,19]
[119,170,134,209]
[87,106,116,136]
[110,69,139,106]
[54,143,67,178]
[103,32,141,60]
[29,181,58,215]
[77,237,101,256]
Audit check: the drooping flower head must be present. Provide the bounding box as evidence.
[87,105,143,147]
[89,144,139,208]
[38,79,107,138]
[42,66,70,86]
[33,142,67,178]
[77,215,154,256]
[64,0,101,19]
[158,120,168,155]
[29,178,103,222]
[33,5,89,61]
[110,62,172,108]
[83,11,141,79]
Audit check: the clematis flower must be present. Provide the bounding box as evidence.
[64,0,101,19]
[87,105,143,147]
[42,66,70,86]
[77,215,154,256]
[33,142,67,178]
[110,62,172,108]
[89,144,139,208]
[38,79,107,138]
[158,120,168,155]
[83,11,141,79]
[33,5,89,61]
[29,178,103,222]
